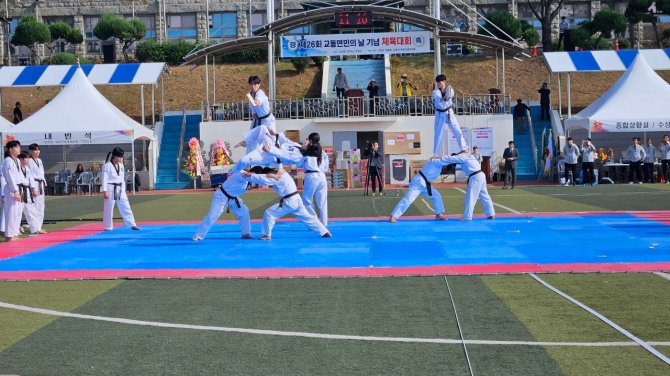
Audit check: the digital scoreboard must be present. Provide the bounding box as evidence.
[334,11,372,27]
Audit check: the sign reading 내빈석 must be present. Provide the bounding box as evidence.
[281,31,431,58]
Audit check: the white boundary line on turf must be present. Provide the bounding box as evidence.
[1,300,669,347]
[654,272,670,281]
[529,273,670,365]
[454,188,521,214]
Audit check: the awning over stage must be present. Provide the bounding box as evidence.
[0,62,167,87]
[544,49,670,73]
[564,54,670,132]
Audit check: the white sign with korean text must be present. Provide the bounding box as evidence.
[281,31,431,58]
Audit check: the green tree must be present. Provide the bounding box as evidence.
[527,0,566,52]
[587,9,627,48]
[10,14,50,64]
[47,22,83,54]
[93,14,147,62]
[520,20,540,47]
[479,11,522,40]
[625,0,670,48]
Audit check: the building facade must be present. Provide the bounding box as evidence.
[0,0,631,64]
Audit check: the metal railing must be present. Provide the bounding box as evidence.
[203,94,511,122]
[176,105,187,182]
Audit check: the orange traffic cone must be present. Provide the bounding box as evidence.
[614,40,619,50]
[531,46,537,57]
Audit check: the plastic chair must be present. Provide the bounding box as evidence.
[76,172,93,195]
[91,172,102,193]
[54,170,71,195]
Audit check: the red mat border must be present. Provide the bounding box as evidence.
[1,211,669,280]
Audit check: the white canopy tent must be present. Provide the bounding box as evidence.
[1,67,157,190]
[0,116,12,136]
[564,54,670,134]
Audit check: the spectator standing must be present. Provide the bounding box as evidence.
[332,67,349,99]
[502,141,518,189]
[396,74,417,103]
[660,135,670,184]
[366,79,379,116]
[363,141,384,196]
[558,17,569,50]
[538,83,551,121]
[472,146,482,165]
[562,137,580,186]
[643,138,656,183]
[13,102,23,124]
[513,99,531,133]
[581,138,597,186]
[627,137,646,184]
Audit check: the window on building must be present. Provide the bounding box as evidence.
[398,7,425,32]
[518,4,542,28]
[561,2,591,26]
[134,15,156,39]
[209,12,237,40]
[84,16,100,39]
[167,13,197,40]
[286,11,309,35]
[84,16,101,54]
[250,12,267,33]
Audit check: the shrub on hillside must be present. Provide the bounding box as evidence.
[311,56,327,66]
[136,40,164,62]
[290,57,310,73]
[44,53,91,65]
[617,37,631,49]
[163,41,198,65]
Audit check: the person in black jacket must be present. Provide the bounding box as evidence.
[537,83,551,121]
[513,99,531,133]
[502,141,519,189]
[364,141,384,196]
[366,79,380,116]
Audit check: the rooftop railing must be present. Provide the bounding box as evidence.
[203,94,511,122]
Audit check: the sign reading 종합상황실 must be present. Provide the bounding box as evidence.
[281,31,431,58]
[591,119,670,133]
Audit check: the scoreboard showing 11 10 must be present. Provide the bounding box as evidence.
[335,11,372,27]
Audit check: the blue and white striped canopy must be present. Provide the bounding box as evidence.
[544,49,670,73]
[0,62,167,87]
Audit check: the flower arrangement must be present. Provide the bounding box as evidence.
[597,148,607,162]
[209,139,233,167]
[182,137,208,180]
[597,147,615,162]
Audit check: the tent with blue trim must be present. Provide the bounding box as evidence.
[1,67,156,189]
[564,54,670,133]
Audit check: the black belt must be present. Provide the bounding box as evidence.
[467,170,482,184]
[435,106,452,113]
[111,183,122,200]
[305,170,319,174]
[219,186,241,213]
[418,171,432,196]
[252,112,273,128]
[34,178,45,195]
[18,183,33,203]
[279,191,299,207]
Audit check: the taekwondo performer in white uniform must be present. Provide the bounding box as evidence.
[433,74,467,157]
[247,75,276,133]
[242,166,331,240]
[2,143,30,242]
[441,151,495,221]
[101,147,141,231]
[0,150,7,235]
[231,131,302,174]
[25,143,48,235]
[192,170,253,241]
[389,158,450,223]
[266,132,330,226]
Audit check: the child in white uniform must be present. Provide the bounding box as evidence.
[389,158,451,223]
[2,144,31,242]
[440,152,495,221]
[192,171,252,241]
[25,143,47,235]
[101,147,141,231]
[242,167,331,240]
